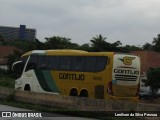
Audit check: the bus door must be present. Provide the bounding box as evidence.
[21,55,36,91]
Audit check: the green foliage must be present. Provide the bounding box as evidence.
[0,34,6,45]
[90,34,123,52]
[4,34,143,53]
[90,34,108,51]
[142,43,152,50]
[35,38,45,50]
[142,34,160,52]
[5,50,22,73]
[3,33,160,53]
[124,45,142,52]
[6,39,44,52]
[6,91,15,102]
[0,70,15,88]
[152,34,160,52]
[44,36,79,49]
[79,43,92,52]
[145,67,160,92]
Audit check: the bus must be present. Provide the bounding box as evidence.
[12,49,141,101]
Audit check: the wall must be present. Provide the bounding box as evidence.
[131,51,160,73]
[131,51,148,73]
[148,51,160,69]
[0,87,159,112]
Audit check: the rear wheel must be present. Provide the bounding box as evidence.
[80,90,88,97]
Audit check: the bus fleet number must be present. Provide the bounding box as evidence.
[93,76,103,81]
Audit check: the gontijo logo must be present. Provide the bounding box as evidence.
[119,56,135,65]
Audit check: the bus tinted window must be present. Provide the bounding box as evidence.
[72,57,85,71]
[25,55,37,71]
[48,56,59,70]
[59,56,72,71]
[29,55,108,72]
[36,56,59,70]
[21,56,28,64]
[85,57,97,72]
[37,56,48,69]
[96,57,108,71]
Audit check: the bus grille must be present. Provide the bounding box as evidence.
[115,74,137,81]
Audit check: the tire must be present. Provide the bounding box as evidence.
[70,89,78,96]
[24,84,31,91]
[80,90,88,97]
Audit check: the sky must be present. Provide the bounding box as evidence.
[1,0,160,46]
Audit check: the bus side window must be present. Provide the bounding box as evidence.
[85,57,96,72]
[59,56,72,71]
[72,57,85,71]
[37,55,51,70]
[96,57,108,72]
[48,56,59,70]
[37,56,48,69]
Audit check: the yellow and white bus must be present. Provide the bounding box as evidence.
[13,49,141,101]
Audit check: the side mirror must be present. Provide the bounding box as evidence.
[12,61,24,77]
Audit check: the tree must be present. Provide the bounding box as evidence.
[6,39,40,52]
[35,38,45,50]
[142,43,152,50]
[111,41,122,51]
[90,34,123,52]
[145,67,160,98]
[0,34,6,45]
[44,36,78,49]
[124,45,142,51]
[152,34,160,52]
[90,34,111,52]
[6,50,22,73]
[90,34,106,51]
[141,34,160,52]
[79,43,91,51]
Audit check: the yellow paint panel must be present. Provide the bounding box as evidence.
[112,84,138,97]
[50,70,108,97]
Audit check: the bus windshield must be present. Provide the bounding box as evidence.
[12,56,28,77]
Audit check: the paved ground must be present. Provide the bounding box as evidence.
[0,104,97,120]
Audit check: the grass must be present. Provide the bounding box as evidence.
[0,74,15,88]
[0,71,15,88]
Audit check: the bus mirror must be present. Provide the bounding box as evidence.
[12,61,22,70]
[12,61,24,77]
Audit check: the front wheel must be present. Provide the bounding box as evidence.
[24,84,31,91]
[70,89,78,96]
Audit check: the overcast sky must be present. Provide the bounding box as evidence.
[1,0,160,46]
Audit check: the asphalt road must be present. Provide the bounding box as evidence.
[0,104,96,120]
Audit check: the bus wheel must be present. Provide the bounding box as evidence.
[24,84,31,91]
[80,90,88,97]
[70,89,78,96]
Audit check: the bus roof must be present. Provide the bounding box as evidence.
[21,49,117,57]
